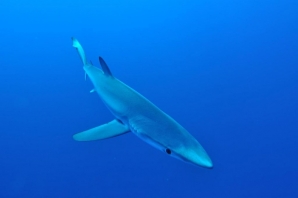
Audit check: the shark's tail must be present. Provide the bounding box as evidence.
[72,37,87,65]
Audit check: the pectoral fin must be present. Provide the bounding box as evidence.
[73,119,130,141]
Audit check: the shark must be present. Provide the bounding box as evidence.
[71,38,213,168]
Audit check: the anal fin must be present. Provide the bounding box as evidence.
[73,119,130,141]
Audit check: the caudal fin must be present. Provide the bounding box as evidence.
[71,37,87,65]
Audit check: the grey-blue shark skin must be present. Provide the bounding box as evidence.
[71,38,213,168]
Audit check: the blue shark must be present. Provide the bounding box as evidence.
[71,38,213,168]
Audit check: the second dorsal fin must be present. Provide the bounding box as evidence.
[99,57,112,76]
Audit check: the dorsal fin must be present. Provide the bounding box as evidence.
[99,57,113,76]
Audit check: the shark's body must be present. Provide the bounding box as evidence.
[72,38,213,168]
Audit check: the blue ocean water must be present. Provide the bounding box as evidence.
[0,0,297,197]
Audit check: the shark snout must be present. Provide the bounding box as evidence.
[199,157,213,169]
[178,146,213,168]
[190,150,213,168]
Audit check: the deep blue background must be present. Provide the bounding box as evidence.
[0,0,297,197]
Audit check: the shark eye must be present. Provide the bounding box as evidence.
[165,148,171,155]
